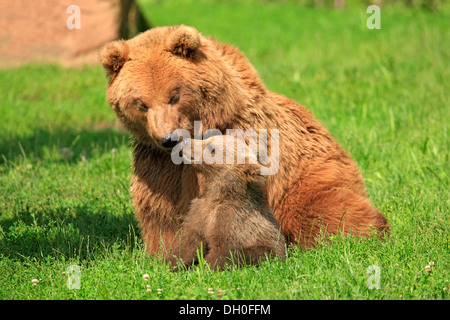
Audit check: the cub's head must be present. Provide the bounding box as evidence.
[101,25,245,150]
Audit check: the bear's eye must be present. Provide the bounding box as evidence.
[168,91,180,105]
[137,101,148,112]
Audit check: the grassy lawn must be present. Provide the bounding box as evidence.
[0,0,448,300]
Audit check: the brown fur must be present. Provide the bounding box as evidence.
[168,136,286,270]
[101,25,389,261]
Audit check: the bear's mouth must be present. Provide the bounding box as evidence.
[160,132,179,149]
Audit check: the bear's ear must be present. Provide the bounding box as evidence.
[100,40,129,78]
[165,25,201,58]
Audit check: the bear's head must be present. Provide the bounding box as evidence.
[101,25,253,150]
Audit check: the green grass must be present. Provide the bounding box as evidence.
[0,0,449,300]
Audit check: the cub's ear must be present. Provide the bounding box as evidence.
[100,40,129,78]
[165,25,201,58]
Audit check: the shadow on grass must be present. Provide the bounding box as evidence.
[0,125,131,165]
[0,125,144,261]
[0,204,140,261]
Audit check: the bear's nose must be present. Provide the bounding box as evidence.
[160,132,179,149]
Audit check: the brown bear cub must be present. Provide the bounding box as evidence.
[168,136,286,270]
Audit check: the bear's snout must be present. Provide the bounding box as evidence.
[161,132,179,149]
